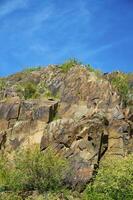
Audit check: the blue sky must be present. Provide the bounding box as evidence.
[0,0,133,76]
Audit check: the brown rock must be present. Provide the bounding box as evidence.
[40,114,109,190]
[19,99,58,123]
[0,100,20,120]
[0,131,6,149]
[0,119,9,131]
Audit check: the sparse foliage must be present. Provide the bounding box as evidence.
[86,64,102,77]
[0,192,22,200]
[0,154,10,192]
[111,73,130,104]
[0,147,69,194]
[16,81,38,99]
[23,66,42,73]
[59,58,81,73]
[83,154,133,200]
[0,79,6,91]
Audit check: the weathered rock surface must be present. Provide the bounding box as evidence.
[0,98,58,153]
[0,65,132,190]
[40,114,109,190]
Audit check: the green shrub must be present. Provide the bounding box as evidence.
[0,79,6,91]
[0,192,22,200]
[23,82,38,99]
[44,90,61,100]
[53,91,61,100]
[23,66,42,73]
[86,64,102,77]
[44,90,53,98]
[16,82,38,99]
[83,154,133,200]
[36,82,61,100]
[25,195,44,200]
[0,154,10,192]
[8,147,69,193]
[16,81,60,100]
[35,82,53,99]
[53,114,60,121]
[25,190,81,200]
[59,58,81,73]
[111,73,129,104]
[36,82,47,94]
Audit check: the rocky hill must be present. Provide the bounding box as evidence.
[0,61,133,198]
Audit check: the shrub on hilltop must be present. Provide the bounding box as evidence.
[59,58,81,73]
[23,66,42,73]
[85,64,103,77]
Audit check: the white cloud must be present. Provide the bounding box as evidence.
[0,0,29,18]
[29,6,53,32]
[89,38,131,56]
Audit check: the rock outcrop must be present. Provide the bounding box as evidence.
[0,65,132,190]
[0,97,58,152]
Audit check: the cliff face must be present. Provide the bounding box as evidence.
[0,65,133,190]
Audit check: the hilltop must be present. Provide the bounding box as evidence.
[0,60,133,199]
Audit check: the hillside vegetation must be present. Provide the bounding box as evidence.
[0,60,132,199]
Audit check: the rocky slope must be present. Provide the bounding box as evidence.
[0,64,133,190]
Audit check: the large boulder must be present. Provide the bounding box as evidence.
[40,113,109,190]
[0,98,20,121]
[0,98,58,152]
[19,99,58,123]
[107,120,132,157]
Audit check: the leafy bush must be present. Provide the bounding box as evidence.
[25,190,81,200]
[16,82,38,99]
[0,79,6,91]
[59,58,81,73]
[45,90,61,100]
[37,82,61,100]
[0,192,22,200]
[0,154,10,192]
[83,154,133,200]
[111,73,129,104]
[25,194,44,200]
[24,82,38,99]
[23,66,42,73]
[44,90,53,98]
[16,81,60,100]
[8,147,69,193]
[86,64,102,77]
